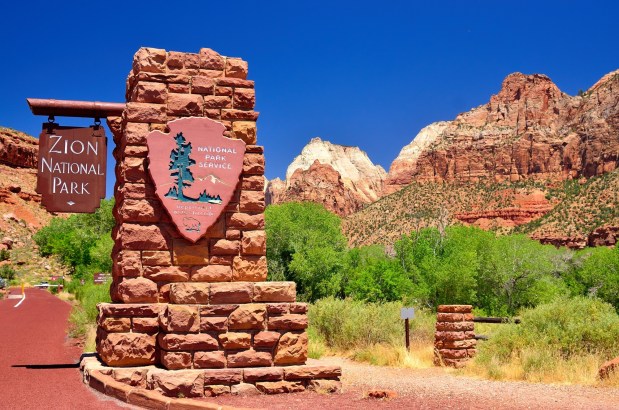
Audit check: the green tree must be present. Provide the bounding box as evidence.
[265,202,347,302]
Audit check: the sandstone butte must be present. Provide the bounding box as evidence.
[266,137,386,216]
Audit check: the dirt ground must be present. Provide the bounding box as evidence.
[213,357,619,409]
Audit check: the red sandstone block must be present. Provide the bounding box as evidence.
[204,109,221,119]
[98,331,157,367]
[436,313,465,322]
[132,81,167,104]
[200,316,228,332]
[173,241,210,265]
[184,53,200,70]
[169,282,210,304]
[233,88,255,109]
[191,76,215,94]
[219,332,251,349]
[434,331,466,341]
[149,368,205,398]
[158,333,218,351]
[158,283,171,303]
[290,303,308,314]
[114,250,142,277]
[241,230,266,256]
[142,250,172,266]
[201,305,238,316]
[232,256,267,282]
[117,277,158,303]
[228,213,264,230]
[436,322,474,331]
[242,153,265,175]
[132,47,166,73]
[168,93,203,116]
[227,349,272,368]
[256,381,305,394]
[215,77,254,88]
[160,351,192,370]
[118,183,156,200]
[199,48,225,70]
[167,51,185,69]
[268,314,308,331]
[245,145,264,154]
[163,305,200,332]
[203,96,232,109]
[226,229,241,240]
[243,368,284,383]
[202,369,242,385]
[191,265,232,282]
[210,283,253,304]
[209,255,233,266]
[124,145,148,157]
[215,86,233,96]
[438,349,468,360]
[253,282,296,303]
[283,365,341,380]
[143,266,190,282]
[117,199,161,223]
[120,157,146,183]
[274,332,308,365]
[221,109,259,121]
[88,370,106,393]
[104,377,132,403]
[434,339,477,349]
[241,176,264,191]
[99,317,131,332]
[137,72,191,85]
[169,83,190,93]
[194,351,226,369]
[118,224,169,251]
[125,102,166,123]
[210,239,240,256]
[266,303,289,315]
[225,58,248,79]
[437,305,473,314]
[170,398,222,409]
[253,331,281,348]
[239,191,264,213]
[228,304,266,330]
[132,317,159,333]
[98,303,163,317]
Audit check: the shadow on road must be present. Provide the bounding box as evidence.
[12,363,79,369]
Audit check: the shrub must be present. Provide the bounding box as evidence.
[0,249,9,261]
[472,297,619,382]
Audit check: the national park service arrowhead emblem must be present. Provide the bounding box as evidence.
[146,117,246,242]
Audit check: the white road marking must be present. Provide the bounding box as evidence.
[13,293,26,308]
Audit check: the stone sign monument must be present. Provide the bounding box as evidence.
[93,47,341,398]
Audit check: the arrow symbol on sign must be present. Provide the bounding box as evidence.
[67,201,75,206]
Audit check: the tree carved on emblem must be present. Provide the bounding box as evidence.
[167,132,195,200]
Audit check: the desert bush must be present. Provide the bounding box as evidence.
[309,297,434,349]
[68,281,111,338]
[471,297,619,382]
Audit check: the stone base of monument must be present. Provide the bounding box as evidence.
[81,355,341,407]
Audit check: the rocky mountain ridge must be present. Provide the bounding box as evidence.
[266,137,386,216]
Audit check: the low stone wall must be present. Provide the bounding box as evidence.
[82,356,341,403]
[433,305,476,368]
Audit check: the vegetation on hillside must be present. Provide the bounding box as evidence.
[344,170,619,247]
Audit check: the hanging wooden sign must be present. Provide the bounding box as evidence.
[146,117,246,242]
[36,124,107,213]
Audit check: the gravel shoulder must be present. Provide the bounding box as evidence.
[214,356,619,409]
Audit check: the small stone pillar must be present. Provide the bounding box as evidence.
[434,305,476,368]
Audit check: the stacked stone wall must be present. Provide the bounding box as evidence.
[96,48,320,382]
[433,305,476,368]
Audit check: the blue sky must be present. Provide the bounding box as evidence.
[0,1,616,196]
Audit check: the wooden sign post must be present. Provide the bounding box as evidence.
[400,307,415,350]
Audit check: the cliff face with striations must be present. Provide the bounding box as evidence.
[0,127,38,168]
[266,138,386,216]
[384,71,619,192]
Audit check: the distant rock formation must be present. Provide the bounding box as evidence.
[0,127,38,168]
[384,70,619,191]
[266,137,386,215]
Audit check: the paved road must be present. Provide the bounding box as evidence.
[0,287,127,409]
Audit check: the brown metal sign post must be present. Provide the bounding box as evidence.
[27,98,125,213]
